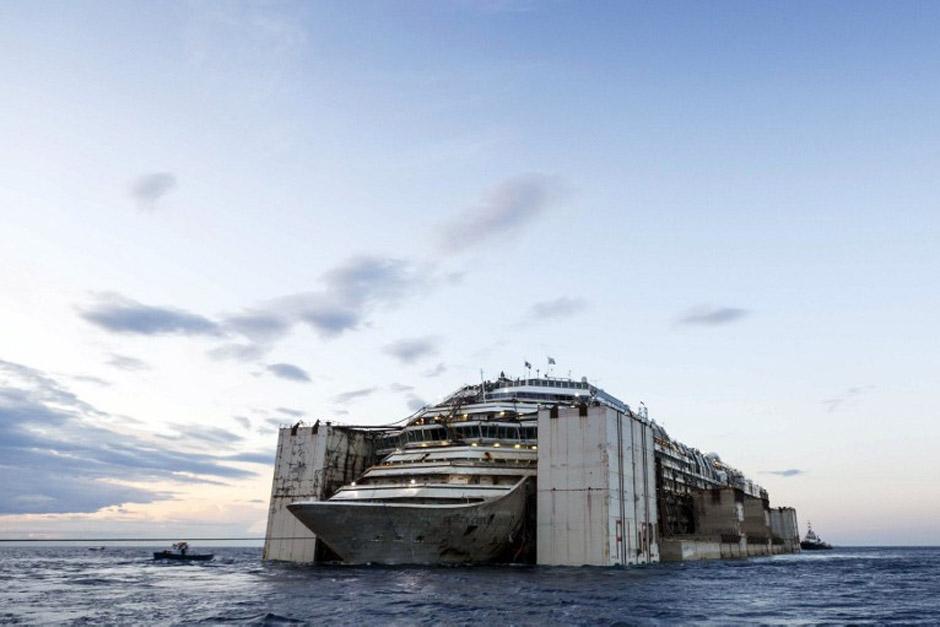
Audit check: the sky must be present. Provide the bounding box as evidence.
[1,1,938,545]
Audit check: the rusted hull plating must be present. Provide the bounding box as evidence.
[288,478,531,565]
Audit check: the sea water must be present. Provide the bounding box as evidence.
[1,545,937,625]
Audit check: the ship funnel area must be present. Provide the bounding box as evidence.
[263,384,802,566]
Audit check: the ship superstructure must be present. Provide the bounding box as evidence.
[287,373,768,565]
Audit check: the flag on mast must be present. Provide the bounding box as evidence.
[524,360,532,369]
[547,356,556,365]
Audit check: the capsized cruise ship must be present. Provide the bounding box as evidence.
[287,373,767,565]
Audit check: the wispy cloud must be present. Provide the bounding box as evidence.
[81,293,221,336]
[222,450,275,465]
[162,424,243,447]
[822,385,874,413]
[384,336,439,364]
[677,306,749,326]
[276,407,305,417]
[437,174,563,254]
[0,359,259,515]
[131,172,177,209]
[71,374,111,387]
[223,311,291,342]
[527,297,588,321]
[333,387,377,404]
[106,354,150,371]
[423,362,447,378]
[82,177,563,354]
[83,299,289,362]
[389,383,414,392]
[208,313,290,363]
[279,256,426,338]
[762,469,806,477]
[207,343,269,362]
[266,363,311,382]
[232,416,251,429]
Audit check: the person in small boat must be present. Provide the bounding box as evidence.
[173,542,189,555]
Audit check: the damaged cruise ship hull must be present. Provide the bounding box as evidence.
[288,478,531,565]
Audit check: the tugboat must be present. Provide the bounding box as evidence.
[800,522,833,550]
[153,542,213,562]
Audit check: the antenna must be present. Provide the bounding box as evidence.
[480,369,486,402]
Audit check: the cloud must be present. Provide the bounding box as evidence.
[106,354,150,371]
[527,297,588,321]
[389,383,414,392]
[81,293,221,336]
[384,337,439,364]
[437,174,563,254]
[279,256,426,338]
[762,469,806,477]
[71,375,111,387]
[82,298,293,358]
[206,312,292,362]
[223,311,291,342]
[822,385,874,413]
[677,306,749,326]
[333,387,377,404]
[232,416,251,429]
[222,450,275,465]
[423,362,447,378]
[207,343,269,362]
[276,407,305,417]
[298,307,360,337]
[162,424,243,447]
[266,363,311,382]
[131,172,177,208]
[0,359,260,515]
[79,252,441,353]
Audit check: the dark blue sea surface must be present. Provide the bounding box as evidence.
[0,545,937,625]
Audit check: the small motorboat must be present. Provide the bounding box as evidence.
[87,546,106,552]
[153,541,213,562]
